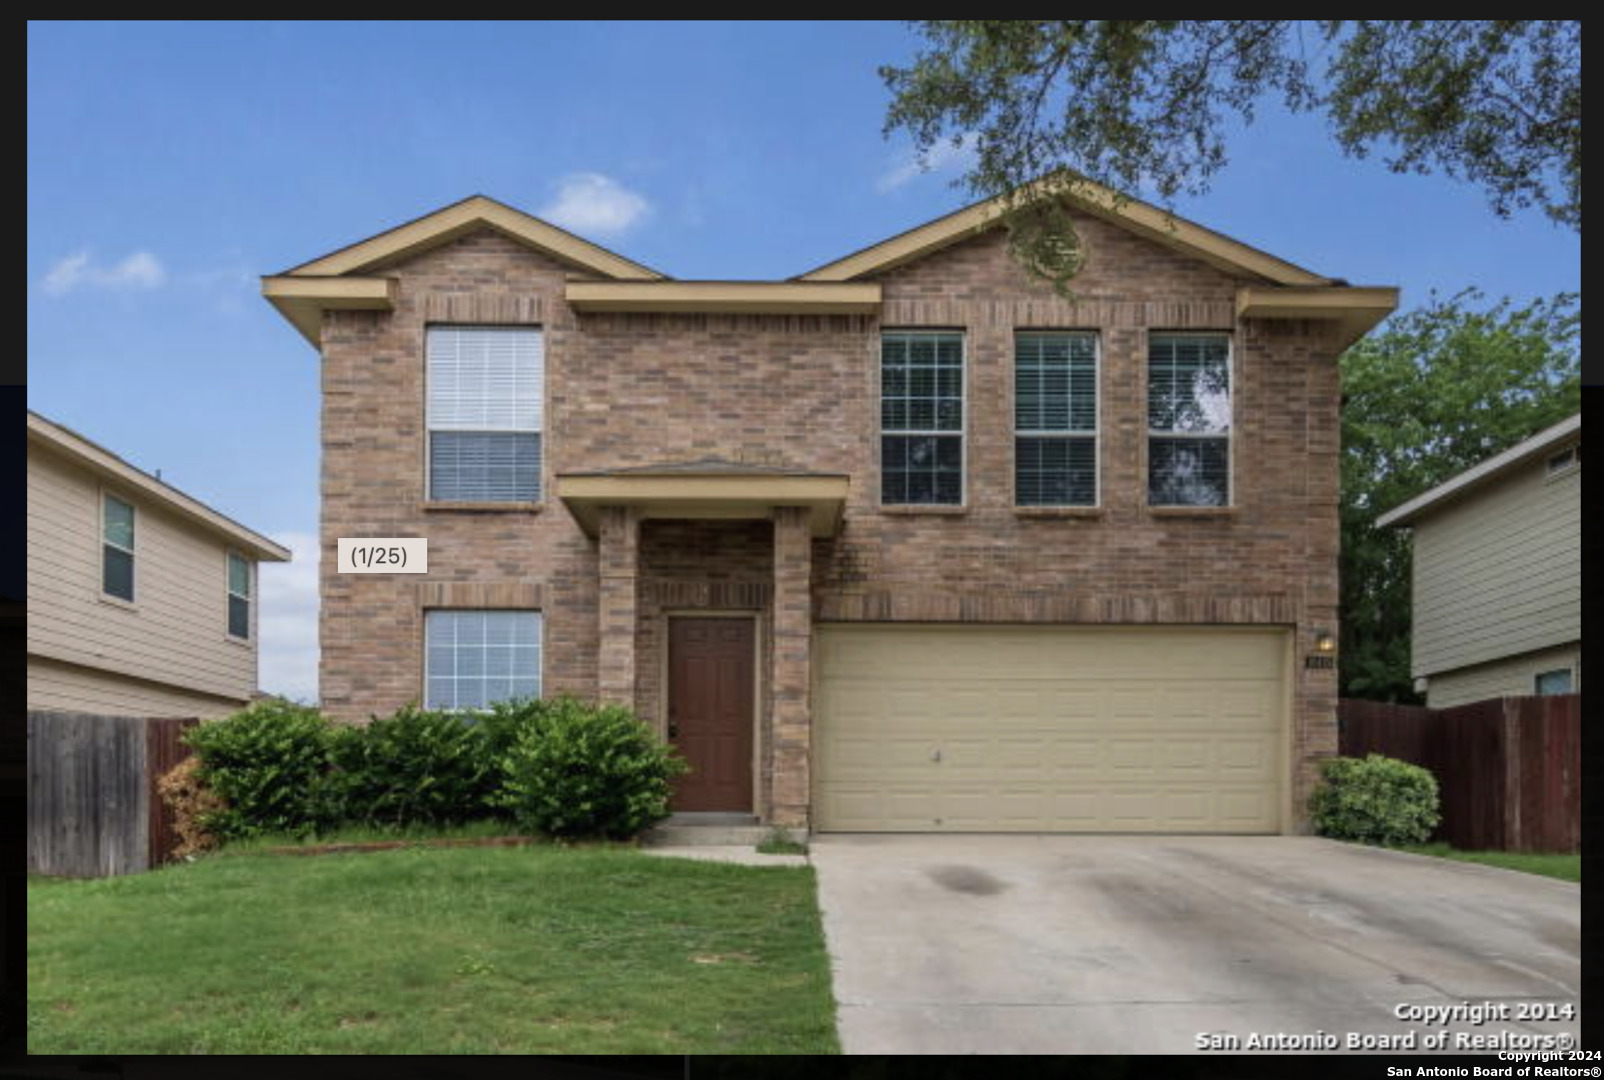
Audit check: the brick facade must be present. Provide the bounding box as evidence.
[316,212,1342,829]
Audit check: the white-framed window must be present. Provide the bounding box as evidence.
[227,551,252,640]
[102,492,136,601]
[1148,333,1231,506]
[1015,332,1098,506]
[1534,668,1574,695]
[881,330,964,506]
[425,610,543,711]
[426,325,544,502]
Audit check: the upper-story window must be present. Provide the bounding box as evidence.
[1148,334,1231,507]
[1016,332,1098,506]
[227,551,252,640]
[426,326,544,502]
[881,331,964,506]
[102,493,135,601]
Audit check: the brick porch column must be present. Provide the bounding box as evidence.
[770,506,813,827]
[597,504,641,710]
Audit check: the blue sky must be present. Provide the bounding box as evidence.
[27,21,1582,701]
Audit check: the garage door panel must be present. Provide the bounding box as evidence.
[814,626,1287,833]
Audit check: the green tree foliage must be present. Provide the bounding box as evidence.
[882,21,1580,292]
[1339,291,1578,700]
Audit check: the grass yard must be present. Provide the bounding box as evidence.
[28,845,839,1054]
[1396,842,1580,883]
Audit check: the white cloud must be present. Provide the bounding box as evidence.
[539,173,650,236]
[41,250,166,295]
[877,136,978,194]
[258,531,319,705]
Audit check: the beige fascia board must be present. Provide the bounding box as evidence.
[262,275,395,347]
[1376,413,1581,528]
[1236,285,1400,351]
[280,195,665,281]
[27,411,293,562]
[566,280,881,314]
[556,474,849,538]
[799,176,1332,286]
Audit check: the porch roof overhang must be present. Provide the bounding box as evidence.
[556,461,849,538]
[1235,285,1399,351]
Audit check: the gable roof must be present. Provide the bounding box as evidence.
[278,194,666,280]
[797,176,1332,286]
[27,410,292,562]
[1376,414,1582,529]
[264,184,1394,348]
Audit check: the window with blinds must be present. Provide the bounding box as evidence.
[1015,333,1097,506]
[881,331,964,505]
[425,610,543,711]
[1148,334,1231,506]
[426,326,543,502]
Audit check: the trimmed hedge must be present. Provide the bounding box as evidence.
[1309,753,1441,846]
[176,695,683,843]
[488,696,688,839]
[327,705,492,828]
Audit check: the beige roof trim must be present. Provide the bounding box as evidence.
[27,411,292,562]
[567,280,881,314]
[281,195,666,281]
[1236,285,1400,351]
[1377,413,1582,528]
[261,276,395,347]
[798,177,1332,286]
[556,473,849,538]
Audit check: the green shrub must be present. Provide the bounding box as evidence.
[1309,753,1441,846]
[328,705,492,828]
[489,696,687,839]
[182,700,338,840]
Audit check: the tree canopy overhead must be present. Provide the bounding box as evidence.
[882,21,1581,293]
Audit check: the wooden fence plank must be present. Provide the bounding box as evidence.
[27,711,195,877]
[1338,695,1579,853]
[146,717,199,867]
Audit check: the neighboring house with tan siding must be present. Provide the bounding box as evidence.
[1377,414,1581,708]
[26,411,292,718]
[264,186,1396,834]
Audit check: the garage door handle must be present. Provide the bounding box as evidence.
[931,749,942,762]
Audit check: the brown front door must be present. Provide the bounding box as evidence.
[668,617,755,812]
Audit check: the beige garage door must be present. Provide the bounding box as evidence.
[814,625,1289,833]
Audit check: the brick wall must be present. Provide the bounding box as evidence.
[316,212,1341,825]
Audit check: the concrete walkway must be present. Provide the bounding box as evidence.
[810,835,1580,1055]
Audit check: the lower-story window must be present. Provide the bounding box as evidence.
[1534,668,1573,695]
[425,610,542,711]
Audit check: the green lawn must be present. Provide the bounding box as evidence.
[28,845,839,1053]
[1397,842,1581,883]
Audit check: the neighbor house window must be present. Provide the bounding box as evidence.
[881,331,963,505]
[1546,444,1580,477]
[1148,334,1231,506]
[427,326,543,502]
[425,610,543,710]
[1016,332,1098,506]
[102,493,135,601]
[227,551,252,640]
[1534,668,1573,695]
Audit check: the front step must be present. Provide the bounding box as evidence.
[642,814,805,847]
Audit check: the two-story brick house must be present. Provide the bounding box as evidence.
[264,185,1395,833]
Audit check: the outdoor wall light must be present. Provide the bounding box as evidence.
[1314,630,1336,653]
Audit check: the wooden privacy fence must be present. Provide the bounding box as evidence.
[1338,694,1580,853]
[28,712,199,877]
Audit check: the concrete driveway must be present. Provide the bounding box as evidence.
[810,835,1580,1054]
